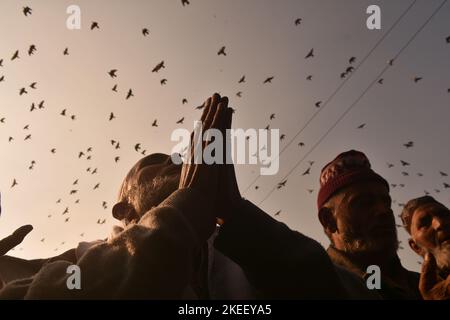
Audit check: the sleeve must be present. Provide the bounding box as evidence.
[214,199,348,299]
[0,188,212,299]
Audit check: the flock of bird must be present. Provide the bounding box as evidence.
[1,3,449,259]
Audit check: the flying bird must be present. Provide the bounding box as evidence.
[263,76,274,84]
[176,117,185,124]
[29,82,37,89]
[238,75,246,83]
[217,46,226,56]
[112,84,118,92]
[357,123,366,129]
[160,79,167,85]
[236,91,242,97]
[19,88,28,95]
[446,36,450,43]
[60,109,66,116]
[23,6,32,16]
[404,141,414,148]
[142,28,149,36]
[274,210,281,216]
[349,57,356,64]
[302,167,310,176]
[182,98,188,104]
[134,143,141,152]
[63,47,69,55]
[0,75,4,82]
[91,21,100,30]
[152,119,158,127]
[51,148,56,154]
[270,113,275,120]
[11,50,19,61]
[439,171,448,177]
[93,183,100,190]
[109,112,115,121]
[400,160,410,166]
[152,61,165,73]
[181,0,190,6]
[413,76,423,83]
[108,69,117,78]
[305,48,314,59]
[277,180,287,189]
[28,45,36,56]
[114,156,120,163]
[24,134,31,141]
[295,18,302,26]
[126,89,134,99]
[11,179,18,188]
[315,101,322,108]
[444,183,450,189]
[377,78,384,85]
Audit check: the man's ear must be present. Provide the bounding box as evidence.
[408,238,425,257]
[319,206,337,234]
[112,202,137,222]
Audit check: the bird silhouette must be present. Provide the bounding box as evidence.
[0,118,4,123]
[28,45,36,56]
[8,136,13,142]
[181,0,190,6]
[404,141,414,148]
[19,88,28,95]
[11,50,19,61]
[315,101,322,108]
[357,123,365,129]
[60,109,66,116]
[11,179,18,188]
[387,163,394,168]
[152,119,158,127]
[307,189,314,194]
[152,61,165,73]
[444,183,450,189]
[280,134,286,141]
[377,78,384,84]
[109,112,115,121]
[87,147,93,153]
[160,79,167,85]
[236,91,242,97]
[182,98,188,104]
[346,66,354,74]
[70,190,78,195]
[218,46,226,56]
[414,76,422,83]
[93,183,100,190]
[439,171,448,177]
[263,76,274,84]
[446,36,450,43]
[302,167,310,176]
[277,179,287,189]
[29,82,37,89]
[114,156,120,163]
[274,210,281,216]
[38,100,45,109]
[51,148,56,154]
[134,143,141,152]
[142,28,149,36]
[65,217,70,223]
[306,75,312,81]
[23,6,32,16]
[112,84,118,92]
[73,179,78,185]
[176,117,185,124]
[23,124,29,130]
[0,59,3,66]
[238,75,246,83]
[349,57,356,64]
[126,89,134,99]
[24,134,31,141]
[108,69,117,78]
[0,75,4,82]
[63,47,69,55]
[400,160,410,166]
[91,21,100,30]
[270,113,275,120]
[305,48,314,59]
[298,142,305,147]
[295,18,302,26]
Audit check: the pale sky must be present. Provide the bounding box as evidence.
[1,0,450,273]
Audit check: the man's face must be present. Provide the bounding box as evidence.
[410,203,450,272]
[122,154,182,222]
[330,181,397,255]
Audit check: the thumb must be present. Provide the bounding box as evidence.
[419,252,438,293]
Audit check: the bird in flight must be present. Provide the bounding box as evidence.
[176,117,185,124]
[302,167,310,176]
[112,84,118,92]
[444,183,450,189]
[217,46,226,56]
[91,22,100,30]
[114,156,120,163]
[152,61,165,73]
[19,88,28,96]
[11,50,19,61]
[60,109,66,116]
[108,69,117,78]
[126,89,134,99]
[404,141,414,148]
[182,98,188,105]
[400,160,410,166]
[446,36,450,43]
[236,91,242,97]
[349,57,356,64]
[0,75,4,82]
[263,76,274,84]
[152,119,158,127]
[305,48,314,59]
[274,210,281,216]
[11,179,18,188]
[93,183,100,190]
[270,113,275,120]
[30,82,37,89]
[0,59,3,67]
[294,18,302,26]
[142,28,149,36]
[413,76,423,83]
[377,78,384,85]
[160,79,167,85]
[134,143,141,152]
[357,123,366,129]
[439,171,448,177]
[277,179,287,189]
[63,48,69,55]
[181,0,190,6]
[306,75,312,81]
[23,6,32,16]
[28,45,36,56]
[315,101,322,108]
[238,75,246,83]
[109,112,115,121]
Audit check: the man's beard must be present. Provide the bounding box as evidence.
[128,174,180,217]
[431,243,450,275]
[340,228,399,256]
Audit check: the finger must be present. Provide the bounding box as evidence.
[420,252,439,293]
[200,97,212,123]
[204,93,221,130]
